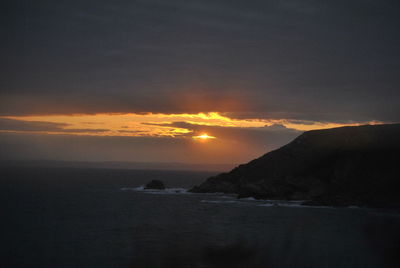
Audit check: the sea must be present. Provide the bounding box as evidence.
[2,166,399,268]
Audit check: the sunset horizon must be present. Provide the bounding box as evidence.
[0,111,389,164]
[2,1,400,267]
[2,1,399,165]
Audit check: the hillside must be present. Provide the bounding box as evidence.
[190,124,400,207]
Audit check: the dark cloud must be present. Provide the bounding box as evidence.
[0,118,108,133]
[0,120,300,164]
[61,128,109,133]
[0,0,399,122]
[0,132,252,164]
[0,118,69,131]
[117,130,144,133]
[144,121,301,149]
[0,132,195,163]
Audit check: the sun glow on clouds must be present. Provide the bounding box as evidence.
[193,133,216,140]
[0,112,382,138]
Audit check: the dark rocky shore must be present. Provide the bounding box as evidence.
[190,124,400,207]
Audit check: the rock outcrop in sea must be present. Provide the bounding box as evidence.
[190,124,400,207]
[145,180,165,190]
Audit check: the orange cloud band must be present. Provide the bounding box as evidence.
[0,112,383,138]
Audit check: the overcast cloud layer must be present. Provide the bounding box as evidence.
[1,0,399,122]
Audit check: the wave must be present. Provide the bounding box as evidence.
[121,187,368,210]
[201,198,362,210]
[201,200,240,204]
[121,186,190,195]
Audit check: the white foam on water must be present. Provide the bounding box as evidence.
[146,188,189,195]
[201,198,271,205]
[121,187,375,210]
[260,203,338,209]
[121,186,190,195]
[239,197,258,201]
[255,200,341,209]
[278,203,309,208]
[257,203,276,207]
[220,195,235,199]
[201,200,240,204]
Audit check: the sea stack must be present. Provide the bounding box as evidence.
[145,180,166,190]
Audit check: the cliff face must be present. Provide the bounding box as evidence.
[190,124,400,207]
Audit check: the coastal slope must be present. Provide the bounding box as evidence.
[190,124,400,207]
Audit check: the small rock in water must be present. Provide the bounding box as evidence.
[145,180,165,190]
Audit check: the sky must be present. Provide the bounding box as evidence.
[1,0,399,165]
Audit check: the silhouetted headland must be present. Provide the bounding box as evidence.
[190,124,400,207]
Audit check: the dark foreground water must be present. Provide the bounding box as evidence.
[1,167,399,268]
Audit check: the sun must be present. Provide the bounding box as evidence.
[192,133,216,141]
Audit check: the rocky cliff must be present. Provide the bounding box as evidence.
[190,124,400,207]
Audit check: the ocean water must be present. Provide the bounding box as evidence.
[1,167,399,268]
